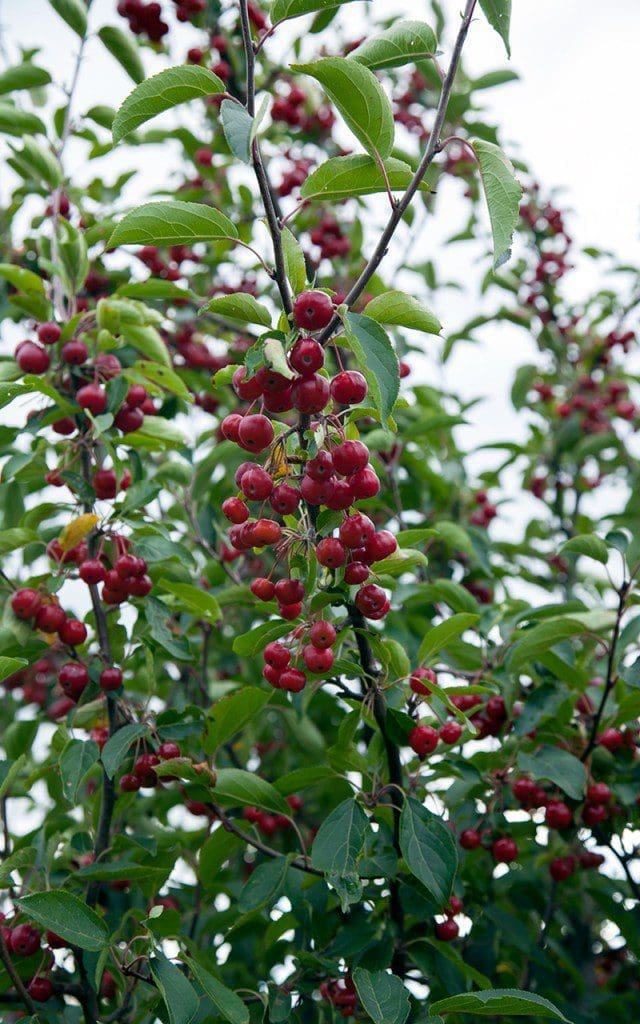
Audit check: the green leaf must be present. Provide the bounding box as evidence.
[238,857,289,914]
[0,263,46,295]
[59,739,99,804]
[129,361,189,400]
[16,892,109,952]
[202,293,272,327]
[300,155,426,201]
[124,416,187,450]
[220,99,253,163]
[158,579,221,625]
[281,227,307,293]
[101,724,147,779]
[109,200,238,248]
[472,139,522,268]
[517,746,587,801]
[119,323,171,366]
[560,534,609,565]
[430,988,572,1021]
[205,687,271,753]
[399,797,457,905]
[144,595,193,660]
[272,0,362,21]
[343,312,399,421]
[417,613,479,663]
[363,291,441,334]
[233,620,296,657]
[353,968,410,1024]
[150,951,199,1024]
[0,657,27,683]
[0,64,52,95]
[291,57,394,159]
[349,20,438,71]
[113,65,224,143]
[10,137,62,186]
[508,616,605,673]
[199,829,244,883]
[0,103,46,136]
[48,0,88,37]
[213,768,290,816]
[311,798,368,876]
[98,25,145,84]
[478,0,512,58]
[185,958,249,1024]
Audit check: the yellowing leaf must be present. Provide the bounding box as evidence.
[59,514,99,552]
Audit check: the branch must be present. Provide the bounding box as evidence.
[0,929,37,1016]
[212,805,324,877]
[317,0,479,343]
[581,582,629,762]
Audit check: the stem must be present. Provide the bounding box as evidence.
[581,582,628,761]
[212,805,324,876]
[0,929,37,1016]
[317,0,479,344]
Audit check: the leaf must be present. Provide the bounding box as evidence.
[349,20,438,71]
[58,513,99,552]
[16,892,109,952]
[430,988,572,1021]
[150,951,199,1024]
[363,291,441,335]
[98,25,145,84]
[48,0,88,37]
[10,137,62,187]
[109,200,238,248]
[517,746,587,801]
[232,619,295,657]
[301,155,426,201]
[119,323,171,366]
[199,829,244,883]
[560,534,609,565]
[124,416,187,450]
[0,104,46,136]
[113,65,224,143]
[205,687,271,753]
[281,227,307,293]
[478,0,512,57]
[144,595,193,660]
[417,613,479,663]
[343,312,399,421]
[311,798,368,876]
[238,857,289,914]
[201,293,272,327]
[185,958,249,1024]
[291,57,394,159]
[220,99,253,163]
[213,768,290,816]
[399,797,457,905]
[101,724,148,779]
[472,139,522,268]
[508,616,601,673]
[59,739,99,804]
[0,657,27,683]
[158,579,221,625]
[0,263,46,295]
[272,0,362,21]
[353,968,410,1024]
[0,64,52,96]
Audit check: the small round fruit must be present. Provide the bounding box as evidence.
[439,721,463,744]
[10,923,41,956]
[345,562,369,585]
[410,667,437,695]
[222,497,250,524]
[114,406,144,432]
[61,339,88,365]
[459,829,481,850]
[409,725,439,756]
[330,370,367,405]
[492,836,518,863]
[28,976,54,1002]
[251,578,276,601]
[58,618,88,646]
[309,620,336,649]
[232,365,262,401]
[280,668,307,692]
[339,513,375,549]
[545,801,573,829]
[350,466,380,499]
[237,414,274,453]
[158,741,181,760]
[291,374,330,414]
[35,603,66,633]
[292,290,334,331]
[37,322,61,345]
[435,918,459,941]
[120,773,141,792]
[331,440,369,475]
[93,469,118,499]
[16,340,50,374]
[289,337,324,376]
[99,666,123,691]
[77,383,108,415]
[274,579,304,605]
[58,662,90,700]
[240,466,273,501]
[263,642,290,669]
[303,644,334,674]
[316,537,346,568]
[12,588,42,620]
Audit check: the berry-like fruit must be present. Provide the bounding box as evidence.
[58,662,90,700]
[251,578,276,601]
[316,537,347,568]
[275,579,305,605]
[241,466,273,501]
[158,741,181,760]
[100,667,123,691]
[410,667,436,695]
[345,562,370,584]
[339,513,375,549]
[222,497,250,523]
[309,620,336,649]
[237,414,274,453]
[77,383,108,415]
[291,374,330,414]
[492,837,518,863]
[330,370,367,405]
[28,976,54,1002]
[58,618,87,646]
[10,924,41,956]
[16,340,50,374]
[440,721,463,744]
[289,337,324,376]
[280,668,307,692]
[292,290,334,331]
[37,322,61,345]
[303,644,334,674]
[409,725,439,756]
[264,642,290,669]
[11,588,42,620]
[35,603,66,633]
[435,918,459,941]
[61,339,88,365]
[459,829,481,850]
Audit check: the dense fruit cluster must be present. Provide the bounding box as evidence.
[116,0,169,40]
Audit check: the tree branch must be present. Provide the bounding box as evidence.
[581,582,628,761]
[0,929,37,1016]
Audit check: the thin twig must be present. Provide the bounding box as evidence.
[581,582,629,761]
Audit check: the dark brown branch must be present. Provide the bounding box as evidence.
[0,929,37,1015]
[581,582,629,761]
[212,805,323,876]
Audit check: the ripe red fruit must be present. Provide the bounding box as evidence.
[435,918,459,941]
[280,668,307,692]
[241,466,273,501]
[237,414,274,453]
[447,895,464,915]
[11,588,42,620]
[10,923,41,956]
[550,856,576,882]
[270,482,300,515]
[459,829,481,850]
[289,337,324,376]
[35,603,66,633]
[195,146,213,166]
[586,782,611,804]
[99,666,123,691]
[293,290,334,331]
[301,474,335,505]
[93,469,118,499]
[339,513,375,549]
[263,665,283,687]
[134,753,160,786]
[115,405,144,432]
[232,365,262,401]
[37,321,61,345]
[128,574,152,597]
[256,366,291,394]
[345,561,370,584]
[409,725,439,756]
[28,976,54,1002]
[52,416,76,435]
[316,537,347,568]
[77,383,108,415]
[492,837,518,863]
[331,440,369,475]
[410,667,436,695]
[252,519,282,546]
[275,579,305,605]
[61,339,88,364]
[350,466,380,499]
[582,803,608,826]
[309,620,336,649]
[58,618,88,646]
[16,340,50,374]
[251,578,276,601]
[364,530,398,562]
[58,662,89,700]
[355,583,388,618]
[120,773,141,792]
[222,496,250,523]
[95,352,121,379]
[485,695,506,721]
[545,801,573,829]
[306,450,334,480]
[439,721,463,744]
[264,642,290,669]
[279,601,303,620]
[330,370,368,405]
[303,644,334,674]
[598,727,623,751]
[512,777,538,804]
[46,930,67,949]
[158,741,181,760]
[263,387,293,413]
[291,374,331,414]
[126,385,148,407]
[221,413,243,441]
